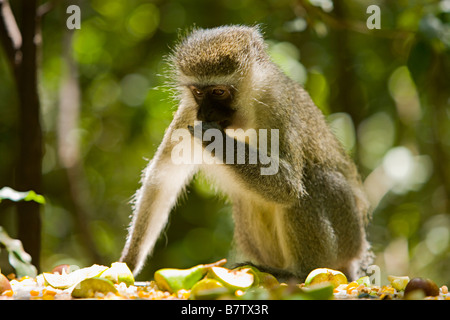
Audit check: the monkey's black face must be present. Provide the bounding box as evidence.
[189,85,236,128]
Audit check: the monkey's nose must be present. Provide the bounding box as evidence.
[197,107,217,122]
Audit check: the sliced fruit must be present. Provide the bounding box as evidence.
[155,267,205,293]
[304,268,347,288]
[231,265,279,289]
[387,275,410,291]
[76,264,109,278]
[0,273,12,294]
[208,266,254,291]
[232,265,261,287]
[300,282,334,300]
[42,273,70,289]
[356,276,371,287]
[101,262,134,286]
[71,277,117,298]
[43,264,108,289]
[154,259,226,293]
[257,272,279,289]
[189,278,229,300]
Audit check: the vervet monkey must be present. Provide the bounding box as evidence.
[120,25,372,281]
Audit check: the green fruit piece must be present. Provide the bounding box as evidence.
[43,264,108,289]
[232,265,260,274]
[42,273,70,289]
[232,265,261,287]
[356,276,371,287]
[0,273,12,294]
[387,275,410,291]
[71,277,117,298]
[189,278,229,300]
[155,267,204,293]
[257,272,279,289]
[301,282,335,300]
[240,287,271,300]
[101,262,134,286]
[208,266,254,291]
[304,268,347,288]
[232,265,279,289]
[154,259,227,293]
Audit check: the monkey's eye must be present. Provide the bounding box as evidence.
[212,88,225,96]
[211,87,230,99]
[190,87,204,98]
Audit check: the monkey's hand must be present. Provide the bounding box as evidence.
[188,121,227,160]
[188,121,224,146]
[188,121,222,133]
[188,121,294,203]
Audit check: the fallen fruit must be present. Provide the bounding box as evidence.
[71,277,117,298]
[154,267,206,293]
[232,265,260,286]
[208,266,254,291]
[304,268,347,288]
[43,264,108,289]
[301,282,334,300]
[0,273,12,294]
[404,277,439,297]
[52,264,71,275]
[100,262,134,286]
[356,276,371,287]
[189,278,229,300]
[232,266,279,289]
[346,281,359,294]
[257,272,279,289]
[154,259,226,293]
[387,275,410,291]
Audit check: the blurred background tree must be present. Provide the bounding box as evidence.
[0,0,449,285]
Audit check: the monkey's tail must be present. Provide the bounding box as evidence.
[357,240,376,279]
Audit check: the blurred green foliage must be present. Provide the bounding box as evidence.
[0,226,38,278]
[0,0,449,285]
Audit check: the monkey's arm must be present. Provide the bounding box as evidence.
[120,115,198,275]
[189,122,302,204]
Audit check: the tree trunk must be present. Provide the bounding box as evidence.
[14,0,43,272]
[330,1,366,127]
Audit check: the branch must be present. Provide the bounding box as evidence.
[37,0,58,18]
[0,0,22,68]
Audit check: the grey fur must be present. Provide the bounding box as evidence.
[120,25,372,281]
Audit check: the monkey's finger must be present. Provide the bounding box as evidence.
[187,124,203,140]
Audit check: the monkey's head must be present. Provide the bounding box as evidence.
[171,25,269,129]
